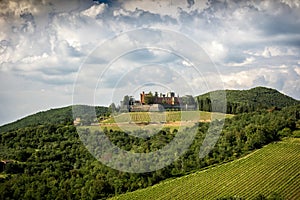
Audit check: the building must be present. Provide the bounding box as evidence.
[119,91,197,112]
[73,117,81,126]
[129,91,184,112]
[140,91,180,106]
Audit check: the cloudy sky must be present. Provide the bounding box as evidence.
[1,0,300,125]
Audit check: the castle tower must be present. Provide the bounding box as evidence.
[140,91,145,104]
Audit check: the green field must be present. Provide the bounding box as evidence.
[111,138,300,200]
[95,111,232,132]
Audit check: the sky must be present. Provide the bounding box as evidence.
[0,0,300,125]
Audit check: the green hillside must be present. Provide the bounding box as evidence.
[197,86,299,114]
[0,105,109,133]
[111,138,300,200]
[0,104,299,199]
[0,88,299,199]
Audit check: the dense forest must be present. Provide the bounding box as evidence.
[0,100,299,199]
[197,87,299,114]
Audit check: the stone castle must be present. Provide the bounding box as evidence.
[122,91,196,112]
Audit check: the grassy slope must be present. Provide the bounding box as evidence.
[111,138,300,200]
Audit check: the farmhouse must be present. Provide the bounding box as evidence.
[73,117,81,126]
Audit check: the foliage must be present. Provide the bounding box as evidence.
[0,88,300,199]
[0,103,299,199]
[144,92,155,105]
[217,192,284,200]
[197,86,299,114]
[180,95,196,105]
[0,105,109,133]
[111,139,300,200]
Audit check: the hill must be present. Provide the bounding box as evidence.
[111,138,300,200]
[0,87,299,199]
[0,104,299,199]
[0,105,109,133]
[197,86,299,114]
[1,86,298,133]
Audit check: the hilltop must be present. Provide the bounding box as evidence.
[197,86,299,114]
[0,105,109,133]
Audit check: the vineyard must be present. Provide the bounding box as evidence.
[97,111,230,131]
[102,111,230,124]
[111,138,300,200]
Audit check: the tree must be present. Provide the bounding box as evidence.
[109,103,117,113]
[120,95,130,112]
[17,150,32,162]
[122,95,130,106]
[144,92,154,104]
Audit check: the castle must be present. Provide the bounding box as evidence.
[123,91,196,112]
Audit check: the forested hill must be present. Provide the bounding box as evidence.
[1,104,299,199]
[197,86,299,114]
[0,105,109,133]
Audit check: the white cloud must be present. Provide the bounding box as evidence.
[262,46,299,58]
[281,0,300,8]
[244,46,300,67]
[227,57,255,67]
[202,41,228,63]
[113,8,131,17]
[182,60,193,67]
[81,3,107,18]
[1,0,300,125]
[20,52,49,64]
[294,66,300,76]
[119,0,207,20]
